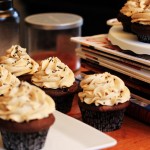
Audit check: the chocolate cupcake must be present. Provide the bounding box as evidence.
[0,81,55,150]
[131,4,150,43]
[117,0,145,33]
[31,57,78,113]
[78,72,131,132]
[0,45,39,82]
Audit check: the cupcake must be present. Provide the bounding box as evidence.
[0,81,55,150]
[131,3,150,43]
[78,72,131,132]
[0,64,20,95]
[117,0,145,32]
[31,57,78,113]
[0,45,39,82]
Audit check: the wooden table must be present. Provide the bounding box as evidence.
[68,94,150,150]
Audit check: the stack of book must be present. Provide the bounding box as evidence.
[71,32,150,125]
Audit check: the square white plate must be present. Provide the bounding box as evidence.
[0,111,117,150]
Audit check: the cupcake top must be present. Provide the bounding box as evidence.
[31,57,75,89]
[78,72,130,106]
[0,81,55,123]
[0,65,20,95]
[120,0,147,17]
[131,3,150,24]
[0,45,39,76]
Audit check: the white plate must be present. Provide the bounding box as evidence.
[0,111,117,150]
[108,25,150,55]
[106,18,121,26]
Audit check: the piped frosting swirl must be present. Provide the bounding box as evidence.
[0,81,55,123]
[131,3,150,24]
[0,45,39,76]
[78,72,130,106]
[32,57,75,89]
[120,0,148,17]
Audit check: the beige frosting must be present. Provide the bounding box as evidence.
[0,45,39,76]
[0,81,55,123]
[131,3,150,24]
[120,0,148,17]
[131,12,150,24]
[0,65,20,95]
[32,57,75,89]
[78,72,130,106]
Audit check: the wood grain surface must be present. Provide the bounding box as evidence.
[68,94,150,150]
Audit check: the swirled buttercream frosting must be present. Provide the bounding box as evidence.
[0,65,20,95]
[131,3,150,25]
[78,72,130,106]
[0,45,39,76]
[32,57,75,89]
[120,0,147,17]
[0,81,55,123]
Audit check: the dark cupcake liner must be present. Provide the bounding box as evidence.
[136,34,150,43]
[51,94,74,113]
[117,12,132,33]
[1,129,49,150]
[121,22,132,33]
[131,23,150,43]
[79,106,126,132]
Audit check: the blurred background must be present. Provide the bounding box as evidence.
[14,0,126,46]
